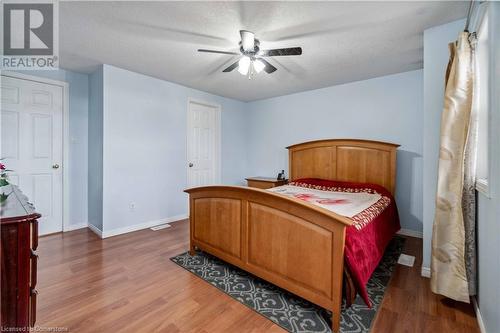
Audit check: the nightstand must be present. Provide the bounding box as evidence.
[245,177,288,189]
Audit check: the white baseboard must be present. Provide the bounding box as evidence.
[397,228,423,238]
[421,266,431,278]
[88,223,103,238]
[472,296,487,333]
[63,222,88,232]
[100,214,189,239]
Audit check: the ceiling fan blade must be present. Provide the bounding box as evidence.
[261,47,302,57]
[240,30,255,51]
[258,58,277,74]
[198,49,240,55]
[222,60,240,72]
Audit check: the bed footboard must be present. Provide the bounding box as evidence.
[185,186,352,332]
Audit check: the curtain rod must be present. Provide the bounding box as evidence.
[464,0,475,32]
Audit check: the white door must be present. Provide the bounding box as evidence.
[1,75,63,235]
[187,99,221,188]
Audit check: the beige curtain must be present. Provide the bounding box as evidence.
[431,32,475,303]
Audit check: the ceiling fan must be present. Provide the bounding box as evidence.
[198,30,302,78]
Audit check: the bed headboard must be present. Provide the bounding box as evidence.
[287,139,400,195]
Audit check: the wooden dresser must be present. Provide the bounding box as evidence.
[1,185,40,330]
[245,177,288,189]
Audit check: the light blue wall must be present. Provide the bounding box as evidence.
[246,70,424,233]
[99,64,248,232]
[13,69,89,228]
[477,3,500,332]
[88,66,104,230]
[422,19,465,270]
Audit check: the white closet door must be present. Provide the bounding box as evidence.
[1,75,63,235]
[187,100,221,188]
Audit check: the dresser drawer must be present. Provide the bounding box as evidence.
[246,178,288,189]
[30,250,38,288]
[31,220,38,251]
[30,288,38,327]
[247,180,276,189]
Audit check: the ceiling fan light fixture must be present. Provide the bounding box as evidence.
[238,56,251,75]
[198,30,301,76]
[253,59,265,73]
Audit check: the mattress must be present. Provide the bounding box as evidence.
[269,178,401,306]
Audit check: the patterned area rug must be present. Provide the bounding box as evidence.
[171,237,404,333]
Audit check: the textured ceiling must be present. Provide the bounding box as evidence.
[60,1,468,101]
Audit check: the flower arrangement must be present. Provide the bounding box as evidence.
[0,161,12,204]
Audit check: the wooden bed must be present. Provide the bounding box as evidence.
[185,139,399,332]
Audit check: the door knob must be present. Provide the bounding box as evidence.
[52,164,60,169]
[188,163,193,167]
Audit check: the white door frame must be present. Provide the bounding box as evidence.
[1,71,70,232]
[186,97,222,186]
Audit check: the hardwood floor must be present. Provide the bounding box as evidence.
[37,220,479,332]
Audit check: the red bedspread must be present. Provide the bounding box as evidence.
[292,178,401,307]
